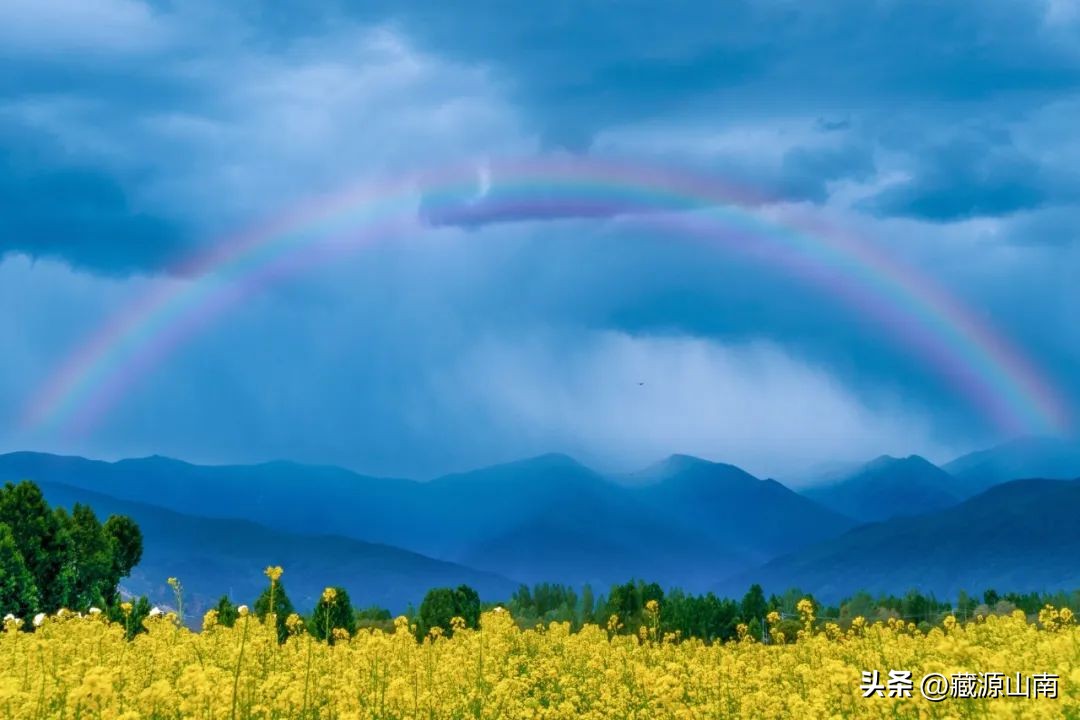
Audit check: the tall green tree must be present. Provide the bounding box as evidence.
[65,504,114,610]
[310,586,356,643]
[214,595,239,628]
[581,584,595,626]
[0,482,142,614]
[0,482,69,611]
[0,524,39,616]
[254,582,296,643]
[740,584,768,638]
[103,515,143,602]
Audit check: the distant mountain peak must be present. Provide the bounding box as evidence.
[528,452,583,467]
[658,453,714,473]
[943,435,1080,495]
[121,454,193,468]
[802,453,957,522]
[616,453,742,487]
[861,454,938,473]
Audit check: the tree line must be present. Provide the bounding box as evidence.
[218,576,1080,646]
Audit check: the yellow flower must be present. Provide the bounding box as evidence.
[285,613,305,635]
[5,565,1079,719]
[264,565,284,582]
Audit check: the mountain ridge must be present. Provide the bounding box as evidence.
[0,449,850,593]
[726,476,1080,601]
[33,478,517,615]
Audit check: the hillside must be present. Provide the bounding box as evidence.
[0,451,854,592]
[629,455,855,564]
[944,436,1080,496]
[801,455,960,522]
[726,478,1080,601]
[35,480,517,615]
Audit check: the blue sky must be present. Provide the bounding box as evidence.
[1,0,1077,480]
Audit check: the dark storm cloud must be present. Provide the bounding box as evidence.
[4,0,1079,272]
[862,131,1052,221]
[0,140,187,274]
[357,0,1080,144]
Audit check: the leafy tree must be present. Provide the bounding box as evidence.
[104,515,143,595]
[0,481,141,614]
[0,524,39,616]
[214,595,240,628]
[310,586,356,643]
[417,585,481,639]
[581,584,595,626]
[739,584,768,639]
[418,587,457,639]
[254,581,296,643]
[355,605,392,630]
[840,591,876,622]
[454,584,481,628]
[65,504,115,610]
[107,595,151,640]
[0,482,69,611]
[356,605,391,622]
[661,590,738,642]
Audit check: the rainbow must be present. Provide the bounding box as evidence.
[20,156,1071,438]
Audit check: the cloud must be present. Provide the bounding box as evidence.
[442,330,944,479]
[0,137,186,273]
[0,0,169,57]
[0,11,532,273]
[862,129,1050,221]
[364,0,1080,145]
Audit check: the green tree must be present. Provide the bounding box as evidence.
[254,582,296,643]
[65,504,114,610]
[581,584,595,626]
[310,587,356,643]
[0,482,69,611]
[418,585,483,639]
[0,524,39,616]
[107,595,151,640]
[214,595,239,628]
[103,515,143,601]
[0,482,142,614]
[418,587,456,638]
[740,584,768,639]
[840,591,876,622]
[606,581,642,628]
[355,605,392,630]
[453,585,481,629]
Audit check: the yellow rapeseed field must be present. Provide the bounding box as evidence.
[1,599,1077,719]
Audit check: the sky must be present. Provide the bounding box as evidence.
[1,0,1078,481]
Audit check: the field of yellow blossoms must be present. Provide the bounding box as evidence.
[1,599,1078,719]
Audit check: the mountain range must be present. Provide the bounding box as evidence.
[727,478,1080,601]
[1,435,1078,609]
[801,455,960,521]
[0,451,849,592]
[35,480,517,616]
